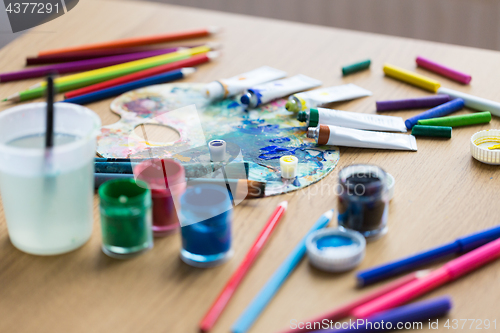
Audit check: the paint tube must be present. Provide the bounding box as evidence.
[285,84,372,112]
[307,125,417,151]
[298,108,407,132]
[240,74,322,108]
[205,66,287,100]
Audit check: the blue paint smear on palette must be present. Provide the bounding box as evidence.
[104,83,341,197]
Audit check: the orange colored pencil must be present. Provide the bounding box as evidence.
[199,201,288,332]
[38,27,220,57]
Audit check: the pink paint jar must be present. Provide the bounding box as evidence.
[134,159,186,236]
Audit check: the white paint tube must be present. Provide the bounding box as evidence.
[240,74,322,108]
[205,66,287,100]
[437,87,500,117]
[307,125,417,151]
[298,107,407,132]
[285,84,372,112]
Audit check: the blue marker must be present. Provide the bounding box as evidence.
[311,296,452,332]
[405,98,464,129]
[231,210,333,333]
[62,68,194,105]
[357,224,500,286]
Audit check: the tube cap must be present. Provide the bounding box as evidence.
[308,109,320,127]
[209,139,226,162]
[306,228,366,272]
[297,111,307,122]
[470,129,500,165]
[286,100,300,113]
[280,155,298,179]
[205,81,225,100]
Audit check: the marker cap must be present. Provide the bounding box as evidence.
[306,228,366,272]
[470,129,500,165]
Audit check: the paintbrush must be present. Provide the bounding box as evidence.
[187,178,266,199]
[94,173,266,199]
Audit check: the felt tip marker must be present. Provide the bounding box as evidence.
[352,236,500,318]
[356,224,500,286]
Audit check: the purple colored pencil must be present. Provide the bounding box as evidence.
[0,48,181,82]
[405,98,464,130]
[377,95,450,112]
[416,56,472,85]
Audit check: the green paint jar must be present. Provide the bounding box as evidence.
[99,179,153,259]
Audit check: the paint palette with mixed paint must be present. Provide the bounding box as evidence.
[99,83,340,197]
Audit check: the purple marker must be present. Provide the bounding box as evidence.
[377,95,450,112]
[405,98,464,130]
[312,296,452,332]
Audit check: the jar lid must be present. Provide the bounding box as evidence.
[386,173,395,201]
[470,129,500,165]
[306,228,366,272]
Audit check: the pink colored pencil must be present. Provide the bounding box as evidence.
[352,237,500,319]
[0,48,181,82]
[199,201,288,332]
[416,56,472,84]
[279,271,428,333]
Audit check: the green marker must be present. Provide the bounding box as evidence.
[417,111,491,127]
[411,125,452,138]
[342,59,371,76]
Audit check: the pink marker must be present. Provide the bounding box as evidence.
[352,237,500,318]
[416,56,472,84]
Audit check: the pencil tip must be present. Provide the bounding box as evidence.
[2,98,7,102]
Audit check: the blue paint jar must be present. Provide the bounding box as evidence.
[179,184,233,267]
[337,164,389,241]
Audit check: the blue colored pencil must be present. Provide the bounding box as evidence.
[62,67,195,105]
[356,224,500,287]
[231,210,333,333]
[314,296,452,332]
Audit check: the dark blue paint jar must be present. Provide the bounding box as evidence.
[179,184,233,267]
[337,164,389,241]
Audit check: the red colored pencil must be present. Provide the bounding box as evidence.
[64,52,218,99]
[26,46,191,65]
[199,201,288,332]
[39,27,220,57]
[278,270,430,333]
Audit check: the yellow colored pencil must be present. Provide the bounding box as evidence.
[32,44,214,89]
[383,63,441,93]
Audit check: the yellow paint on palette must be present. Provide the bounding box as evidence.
[173,154,192,162]
[383,63,441,93]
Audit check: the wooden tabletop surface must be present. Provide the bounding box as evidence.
[1,1,500,332]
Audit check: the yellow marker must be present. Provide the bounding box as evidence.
[383,63,441,93]
[488,144,500,150]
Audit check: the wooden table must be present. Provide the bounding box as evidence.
[1,1,499,332]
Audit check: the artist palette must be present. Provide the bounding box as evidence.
[100,83,340,196]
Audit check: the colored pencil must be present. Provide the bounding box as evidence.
[0,48,181,82]
[62,67,194,105]
[38,27,219,56]
[356,225,500,287]
[200,201,288,332]
[65,52,217,99]
[26,46,193,65]
[231,210,333,333]
[280,271,429,333]
[5,45,212,102]
[352,237,500,318]
[320,297,452,333]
